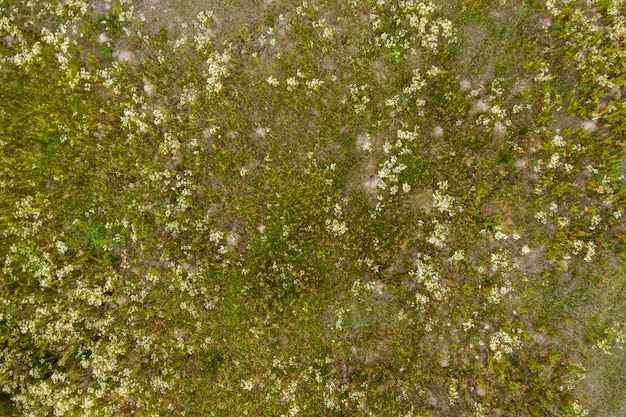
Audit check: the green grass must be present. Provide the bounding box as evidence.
[1,0,625,415]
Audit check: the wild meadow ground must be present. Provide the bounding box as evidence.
[0,0,625,415]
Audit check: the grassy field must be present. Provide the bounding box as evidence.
[1,0,625,415]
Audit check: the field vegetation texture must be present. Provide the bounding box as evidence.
[1,0,626,415]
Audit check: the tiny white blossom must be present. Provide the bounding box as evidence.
[240,379,255,391]
[286,77,298,91]
[56,240,68,254]
[494,231,508,240]
[552,134,566,147]
[584,241,596,262]
[449,250,465,262]
[305,78,323,91]
[535,211,548,224]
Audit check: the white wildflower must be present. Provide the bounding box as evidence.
[448,380,459,405]
[494,231,508,240]
[427,221,449,248]
[432,184,458,216]
[535,211,548,224]
[240,379,255,391]
[305,78,323,91]
[326,218,348,237]
[583,241,596,262]
[286,77,298,91]
[56,240,68,255]
[552,134,566,147]
[449,250,465,262]
[489,329,523,359]
[463,319,475,331]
